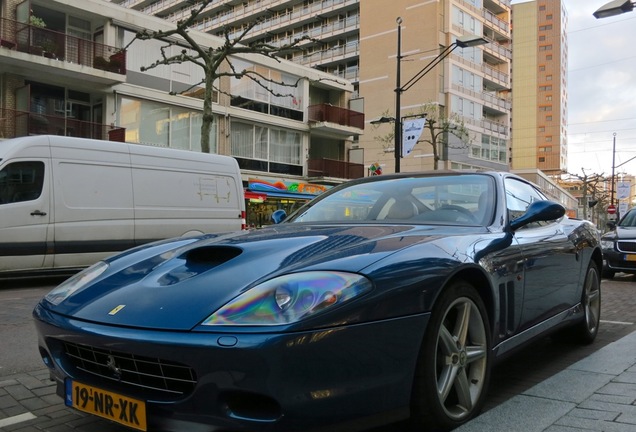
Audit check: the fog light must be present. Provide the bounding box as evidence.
[39,347,54,369]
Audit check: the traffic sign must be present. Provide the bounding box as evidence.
[607,204,616,215]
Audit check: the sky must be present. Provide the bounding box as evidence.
[524,0,636,178]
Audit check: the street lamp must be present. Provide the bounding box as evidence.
[611,132,616,211]
[384,17,488,173]
[593,0,634,18]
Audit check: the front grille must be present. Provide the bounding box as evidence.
[63,342,197,396]
[617,241,636,253]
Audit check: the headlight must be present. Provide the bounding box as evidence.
[600,240,615,250]
[45,261,109,305]
[202,271,373,326]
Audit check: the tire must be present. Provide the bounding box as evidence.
[573,261,602,344]
[410,282,491,431]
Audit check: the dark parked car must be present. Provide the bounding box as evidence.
[601,207,636,278]
[34,171,602,432]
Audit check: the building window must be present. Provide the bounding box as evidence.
[230,59,304,121]
[539,5,546,10]
[539,65,545,71]
[539,36,546,41]
[539,157,546,162]
[546,14,553,20]
[545,136,553,142]
[231,122,302,175]
[539,106,552,111]
[538,126,545,132]
[472,135,508,163]
[546,115,553,121]
[546,55,553,60]
[539,45,553,51]
[539,25,553,30]
[546,75,553,81]
[118,96,211,152]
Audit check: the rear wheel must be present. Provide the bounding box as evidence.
[410,282,491,431]
[574,261,601,344]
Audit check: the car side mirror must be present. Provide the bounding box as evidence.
[509,200,565,231]
[606,221,616,230]
[271,209,287,224]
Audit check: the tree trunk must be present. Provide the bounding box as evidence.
[200,68,215,153]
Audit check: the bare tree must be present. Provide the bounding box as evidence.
[125,0,337,153]
[565,169,608,222]
[372,102,471,170]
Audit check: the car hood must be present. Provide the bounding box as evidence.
[42,223,486,330]
[603,226,636,241]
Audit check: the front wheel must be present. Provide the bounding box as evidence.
[410,282,491,431]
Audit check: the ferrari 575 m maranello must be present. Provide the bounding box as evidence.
[34,171,602,432]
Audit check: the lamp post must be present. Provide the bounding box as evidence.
[611,132,617,212]
[593,0,634,18]
[395,17,403,173]
[377,19,487,173]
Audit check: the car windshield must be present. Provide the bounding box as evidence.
[619,210,636,227]
[287,174,495,226]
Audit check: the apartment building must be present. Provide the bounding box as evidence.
[0,0,363,226]
[110,0,512,174]
[359,0,511,173]
[511,0,568,175]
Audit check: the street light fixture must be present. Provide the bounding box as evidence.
[593,0,634,18]
[385,17,488,173]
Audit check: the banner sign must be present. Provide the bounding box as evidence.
[617,181,631,200]
[402,118,426,157]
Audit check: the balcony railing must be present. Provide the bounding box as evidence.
[308,104,364,129]
[0,17,126,74]
[308,158,364,180]
[0,108,125,142]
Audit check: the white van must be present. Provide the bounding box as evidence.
[0,135,245,277]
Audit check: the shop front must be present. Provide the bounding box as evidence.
[245,178,329,228]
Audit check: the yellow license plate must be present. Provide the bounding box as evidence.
[66,380,147,431]
[625,254,636,261]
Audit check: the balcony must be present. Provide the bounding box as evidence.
[308,104,364,137]
[0,17,126,77]
[0,108,125,142]
[308,158,364,180]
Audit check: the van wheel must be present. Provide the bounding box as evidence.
[410,282,491,431]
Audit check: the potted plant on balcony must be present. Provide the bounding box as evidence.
[29,15,46,28]
[41,40,58,59]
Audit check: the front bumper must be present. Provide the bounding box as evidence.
[34,303,428,432]
[603,248,636,273]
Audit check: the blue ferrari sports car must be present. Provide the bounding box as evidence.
[34,171,602,432]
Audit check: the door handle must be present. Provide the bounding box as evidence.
[30,210,47,216]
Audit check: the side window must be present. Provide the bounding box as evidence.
[0,161,45,205]
[504,178,548,227]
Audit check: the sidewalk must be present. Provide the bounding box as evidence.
[457,330,636,432]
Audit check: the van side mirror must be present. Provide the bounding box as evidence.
[509,200,565,231]
[271,209,287,224]
[607,221,616,230]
